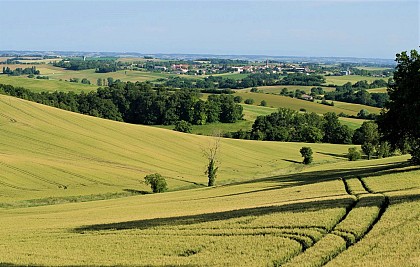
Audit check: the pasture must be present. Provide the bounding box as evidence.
[0,75,97,93]
[0,94,418,266]
[0,63,173,92]
[324,75,388,86]
[254,85,335,94]
[233,91,381,116]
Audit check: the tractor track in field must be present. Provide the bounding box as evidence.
[280,177,389,267]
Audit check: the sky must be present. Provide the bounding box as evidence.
[0,0,418,59]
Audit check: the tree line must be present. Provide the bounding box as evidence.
[0,82,243,126]
[2,66,40,76]
[53,59,118,73]
[162,73,325,90]
[324,81,389,108]
[227,108,353,144]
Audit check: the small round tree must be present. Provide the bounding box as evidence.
[300,147,313,164]
[260,100,267,106]
[348,147,361,161]
[244,98,254,105]
[174,120,192,133]
[144,173,167,193]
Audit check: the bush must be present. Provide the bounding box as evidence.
[244,98,254,104]
[233,95,243,103]
[174,120,192,133]
[260,100,267,106]
[300,147,313,164]
[348,147,361,161]
[144,173,167,193]
[250,87,258,92]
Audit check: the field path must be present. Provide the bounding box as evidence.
[281,177,388,267]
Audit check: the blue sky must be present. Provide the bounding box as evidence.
[0,0,418,59]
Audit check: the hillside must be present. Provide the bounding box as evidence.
[0,94,356,203]
[233,91,381,116]
[0,94,418,266]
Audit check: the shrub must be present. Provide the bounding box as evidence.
[260,100,267,106]
[244,98,254,104]
[174,120,192,133]
[250,87,258,92]
[300,147,313,164]
[233,95,243,103]
[144,173,167,193]
[348,147,361,161]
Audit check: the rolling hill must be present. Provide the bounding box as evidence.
[0,94,418,267]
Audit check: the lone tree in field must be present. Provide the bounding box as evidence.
[300,147,313,164]
[348,147,362,161]
[144,173,167,193]
[377,49,420,164]
[202,133,221,186]
[353,121,380,160]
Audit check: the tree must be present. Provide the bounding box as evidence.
[202,133,221,186]
[97,78,103,86]
[233,95,243,103]
[348,147,361,161]
[244,98,254,104]
[144,173,167,193]
[174,120,192,133]
[260,100,267,106]
[377,49,420,164]
[300,147,313,164]
[81,78,91,85]
[354,121,380,159]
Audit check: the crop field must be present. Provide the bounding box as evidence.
[254,85,336,94]
[0,64,174,92]
[368,87,388,93]
[0,75,97,93]
[324,75,388,86]
[0,94,418,266]
[233,91,381,116]
[210,72,250,80]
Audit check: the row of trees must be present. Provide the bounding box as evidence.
[53,59,118,73]
[324,82,389,108]
[2,66,40,76]
[245,109,353,144]
[0,82,243,126]
[162,73,325,90]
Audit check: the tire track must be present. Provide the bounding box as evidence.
[281,177,389,267]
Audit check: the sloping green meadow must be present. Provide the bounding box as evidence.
[0,94,418,266]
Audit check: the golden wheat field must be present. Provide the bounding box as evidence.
[0,94,418,266]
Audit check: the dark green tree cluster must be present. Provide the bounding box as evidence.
[249,109,352,144]
[378,49,420,164]
[53,59,118,73]
[163,73,325,90]
[300,147,313,164]
[2,66,40,76]
[325,81,389,108]
[278,73,325,86]
[0,82,243,126]
[144,173,167,193]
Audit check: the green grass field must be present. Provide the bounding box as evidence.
[0,64,174,92]
[0,75,97,93]
[368,87,388,93]
[0,94,418,266]
[324,75,388,86]
[155,103,363,137]
[254,85,336,94]
[234,91,381,116]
